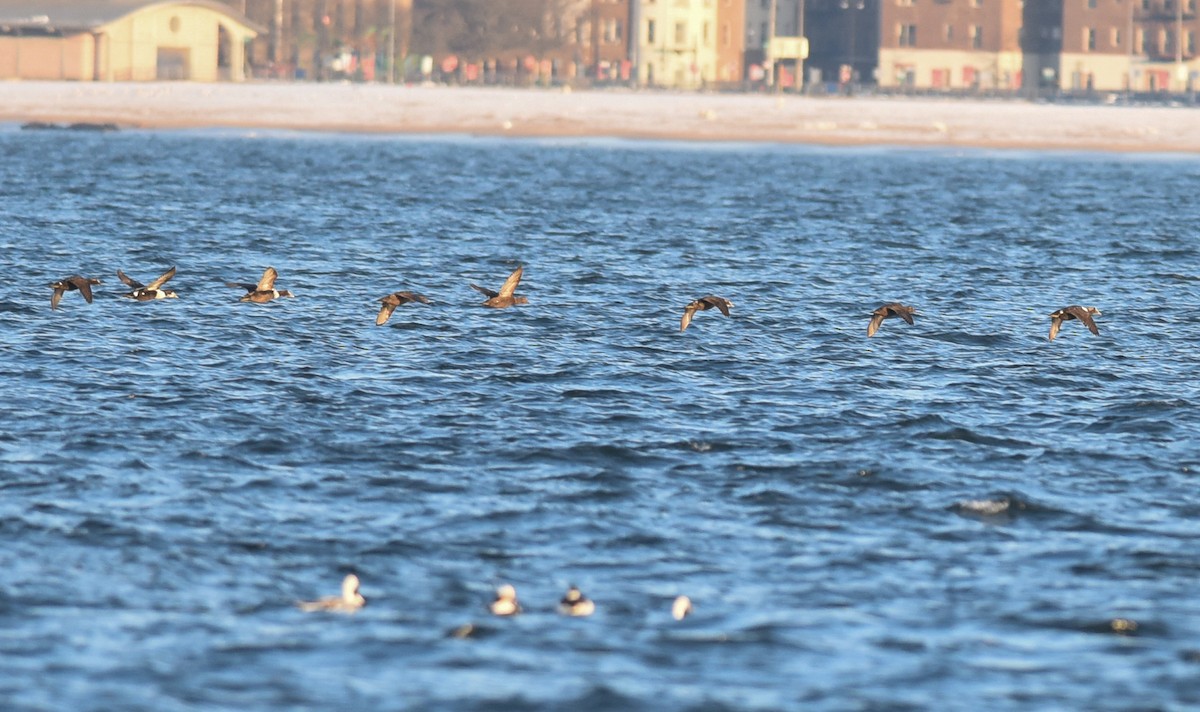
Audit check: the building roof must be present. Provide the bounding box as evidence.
[0,1,262,34]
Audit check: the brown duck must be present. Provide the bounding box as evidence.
[49,275,101,310]
[1048,305,1100,341]
[867,303,917,337]
[117,265,178,301]
[227,267,294,303]
[375,290,431,325]
[680,295,733,332]
[470,266,527,308]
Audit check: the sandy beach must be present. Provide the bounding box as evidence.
[3,81,1200,152]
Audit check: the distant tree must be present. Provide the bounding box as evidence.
[411,0,584,60]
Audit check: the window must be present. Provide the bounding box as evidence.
[675,21,686,45]
[970,25,983,49]
[1087,0,1096,8]
[945,24,954,42]
[722,22,730,47]
[1136,28,1144,52]
[703,21,710,45]
[647,19,656,43]
[1085,27,1095,51]
[898,23,917,46]
[1190,31,1196,55]
[1112,27,1121,48]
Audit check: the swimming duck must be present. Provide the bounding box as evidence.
[558,585,595,617]
[489,584,521,616]
[672,595,693,621]
[375,290,432,325]
[49,275,101,310]
[227,267,294,303]
[867,303,917,337]
[470,265,528,308]
[680,295,733,332]
[1048,305,1101,341]
[296,573,365,613]
[117,265,178,301]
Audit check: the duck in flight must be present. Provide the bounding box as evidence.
[375,290,431,325]
[680,295,733,332]
[117,265,178,301]
[1048,305,1101,341]
[867,303,917,337]
[470,266,528,308]
[296,573,365,613]
[49,275,101,310]
[227,267,294,303]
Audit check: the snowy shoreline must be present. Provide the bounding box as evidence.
[3,81,1200,153]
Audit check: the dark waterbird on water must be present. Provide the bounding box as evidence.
[375,291,432,325]
[227,267,294,303]
[471,265,528,308]
[558,585,595,617]
[48,275,102,310]
[1048,305,1101,341]
[117,265,179,301]
[680,295,733,332]
[867,303,917,337]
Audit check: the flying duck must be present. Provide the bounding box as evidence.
[49,275,101,310]
[375,290,432,325]
[1048,306,1101,341]
[470,266,528,308]
[680,295,733,332]
[558,585,595,617]
[117,265,178,301]
[296,573,365,613]
[867,303,917,337]
[489,584,521,616]
[227,267,294,303]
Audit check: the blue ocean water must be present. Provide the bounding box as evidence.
[1,127,1199,710]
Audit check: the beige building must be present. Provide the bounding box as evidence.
[636,0,720,88]
[1041,0,1200,93]
[0,1,261,81]
[878,0,1023,90]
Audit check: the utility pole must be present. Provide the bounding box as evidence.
[1177,0,1186,93]
[388,0,397,83]
[271,0,283,66]
[767,0,778,90]
[797,0,805,93]
[1127,0,1135,96]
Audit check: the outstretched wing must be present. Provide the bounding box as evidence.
[681,303,699,332]
[1067,306,1100,336]
[256,267,278,292]
[1048,316,1062,342]
[706,296,731,317]
[897,307,915,325]
[117,270,143,289]
[146,266,177,290]
[395,291,431,305]
[226,281,257,292]
[867,312,884,337]
[375,302,397,326]
[71,276,96,304]
[51,288,64,310]
[470,283,499,299]
[497,266,523,299]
